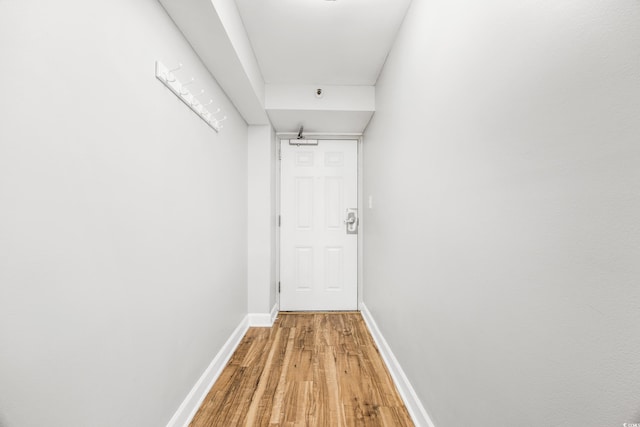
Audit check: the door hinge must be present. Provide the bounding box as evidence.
[278,215,281,227]
[278,149,282,160]
[278,281,281,293]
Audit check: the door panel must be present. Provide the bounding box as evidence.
[280,140,358,311]
[295,177,314,229]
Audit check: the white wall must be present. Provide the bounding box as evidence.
[363,1,640,426]
[0,1,248,426]
[247,125,277,316]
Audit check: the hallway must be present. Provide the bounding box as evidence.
[1,1,640,426]
[190,313,413,427]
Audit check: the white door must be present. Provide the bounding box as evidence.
[280,139,358,311]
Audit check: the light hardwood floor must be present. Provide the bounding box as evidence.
[190,312,414,427]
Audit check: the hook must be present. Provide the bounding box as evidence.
[166,63,183,82]
[192,90,206,111]
[180,77,195,95]
[210,117,222,130]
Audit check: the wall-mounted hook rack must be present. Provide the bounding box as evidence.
[155,61,225,133]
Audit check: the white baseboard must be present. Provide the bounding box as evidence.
[248,304,279,327]
[360,304,436,427]
[166,315,250,427]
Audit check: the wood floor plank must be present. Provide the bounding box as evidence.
[245,326,287,426]
[248,328,291,427]
[189,312,414,427]
[268,327,296,425]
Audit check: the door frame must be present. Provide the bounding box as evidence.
[275,133,364,312]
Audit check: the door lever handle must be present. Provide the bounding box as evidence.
[344,209,358,234]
